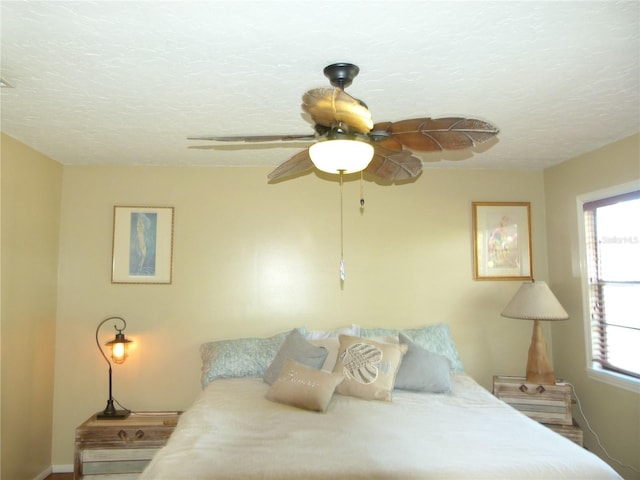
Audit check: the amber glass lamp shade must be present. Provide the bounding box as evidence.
[106,331,131,364]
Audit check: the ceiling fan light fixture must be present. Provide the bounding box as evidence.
[309,139,374,175]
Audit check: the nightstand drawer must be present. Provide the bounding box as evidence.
[81,447,158,476]
[76,424,174,445]
[493,375,572,425]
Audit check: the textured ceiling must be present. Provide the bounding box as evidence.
[1,1,639,171]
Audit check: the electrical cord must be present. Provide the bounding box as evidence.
[113,397,132,414]
[112,397,182,416]
[568,382,640,475]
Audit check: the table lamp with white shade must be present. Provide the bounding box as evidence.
[501,280,569,385]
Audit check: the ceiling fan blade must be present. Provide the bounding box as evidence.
[375,117,499,152]
[267,149,314,181]
[188,141,313,151]
[187,134,316,143]
[302,88,373,134]
[364,144,423,182]
[368,129,405,151]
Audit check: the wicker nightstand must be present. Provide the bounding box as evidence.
[493,375,583,446]
[74,411,182,479]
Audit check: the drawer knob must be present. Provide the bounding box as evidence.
[118,429,145,443]
[519,384,546,394]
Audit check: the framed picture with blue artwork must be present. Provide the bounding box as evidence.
[111,206,174,284]
[472,202,532,280]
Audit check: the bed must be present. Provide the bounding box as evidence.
[140,325,621,479]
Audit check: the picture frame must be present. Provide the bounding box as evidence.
[472,202,532,280]
[112,206,174,284]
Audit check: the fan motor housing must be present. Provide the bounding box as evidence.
[324,63,360,89]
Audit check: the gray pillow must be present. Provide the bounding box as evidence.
[395,333,451,393]
[264,329,328,385]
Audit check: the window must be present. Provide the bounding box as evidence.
[583,189,640,382]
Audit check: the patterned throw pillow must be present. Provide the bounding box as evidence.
[200,329,305,388]
[333,335,407,402]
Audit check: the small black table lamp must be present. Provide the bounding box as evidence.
[96,316,132,419]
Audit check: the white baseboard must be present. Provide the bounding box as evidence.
[32,463,73,480]
[33,467,51,480]
[52,464,74,473]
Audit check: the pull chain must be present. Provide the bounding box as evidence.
[360,170,365,210]
[339,170,345,282]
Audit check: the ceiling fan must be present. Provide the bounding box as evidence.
[188,63,500,182]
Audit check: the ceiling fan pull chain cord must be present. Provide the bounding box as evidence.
[339,170,345,282]
[360,170,365,210]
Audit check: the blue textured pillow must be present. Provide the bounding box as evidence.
[360,323,463,371]
[395,333,451,393]
[264,329,328,385]
[200,329,305,389]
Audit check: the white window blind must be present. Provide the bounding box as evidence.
[583,190,640,379]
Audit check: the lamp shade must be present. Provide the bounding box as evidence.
[309,139,374,174]
[501,281,568,384]
[105,331,132,364]
[501,280,569,321]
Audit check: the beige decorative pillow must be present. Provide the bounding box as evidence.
[266,359,344,412]
[310,336,400,373]
[334,335,407,402]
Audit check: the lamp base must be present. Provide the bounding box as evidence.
[526,319,557,385]
[96,409,130,420]
[96,398,130,419]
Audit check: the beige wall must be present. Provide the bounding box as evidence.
[1,133,62,480]
[3,131,637,476]
[51,165,548,464]
[546,133,640,479]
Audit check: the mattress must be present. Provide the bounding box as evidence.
[140,373,620,479]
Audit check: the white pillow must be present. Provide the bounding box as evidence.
[305,324,360,340]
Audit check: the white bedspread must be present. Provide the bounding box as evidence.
[141,373,620,479]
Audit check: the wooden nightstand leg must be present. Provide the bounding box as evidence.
[73,446,82,479]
